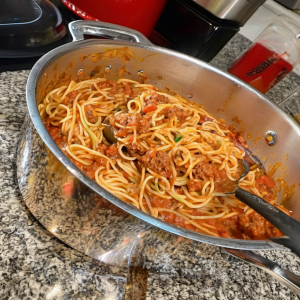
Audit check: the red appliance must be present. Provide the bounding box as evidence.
[228,43,293,94]
[61,0,168,37]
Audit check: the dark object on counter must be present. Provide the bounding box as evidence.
[275,0,300,9]
[0,56,41,72]
[0,0,68,58]
[151,0,266,62]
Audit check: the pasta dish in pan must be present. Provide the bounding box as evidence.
[39,78,292,240]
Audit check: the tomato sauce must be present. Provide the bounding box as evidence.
[153,200,284,240]
[47,126,68,151]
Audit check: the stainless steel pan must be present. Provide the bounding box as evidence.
[25,20,300,251]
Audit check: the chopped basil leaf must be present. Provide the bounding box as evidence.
[174,133,182,143]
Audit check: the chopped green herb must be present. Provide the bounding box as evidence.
[174,133,182,143]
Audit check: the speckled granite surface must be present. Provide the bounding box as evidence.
[1,34,300,300]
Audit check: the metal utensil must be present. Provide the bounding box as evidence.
[233,187,300,257]
[221,248,300,296]
[215,160,300,257]
[102,116,118,144]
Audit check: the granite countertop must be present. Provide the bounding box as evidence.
[1,34,300,300]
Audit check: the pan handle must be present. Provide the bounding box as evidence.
[69,20,152,45]
[222,248,300,296]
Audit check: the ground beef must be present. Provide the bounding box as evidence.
[84,104,98,124]
[106,144,120,159]
[130,87,142,99]
[113,112,151,135]
[141,150,173,178]
[139,114,151,134]
[76,161,103,180]
[193,161,227,182]
[239,211,281,239]
[112,113,141,137]
[94,79,144,99]
[96,144,108,154]
[144,93,169,107]
[235,135,246,148]
[150,194,174,209]
[96,80,136,97]
[158,106,192,124]
[94,144,108,166]
[47,126,67,150]
[175,187,184,195]
[187,180,203,192]
[110,83,132,96]
[113,113,141,129]
[119,81,133,95]
[63,91,79,106]
[96,79,117,89]
[126,142,147,155]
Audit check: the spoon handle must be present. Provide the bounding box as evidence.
[235,186,300,257]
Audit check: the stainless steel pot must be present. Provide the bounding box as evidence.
[25,20,300,251]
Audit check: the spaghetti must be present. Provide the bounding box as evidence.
[40,78,292,240]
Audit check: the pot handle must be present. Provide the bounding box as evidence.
[69,20,152,45]
[222,248,300,296]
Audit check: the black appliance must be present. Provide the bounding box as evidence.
[151,0,266,62]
